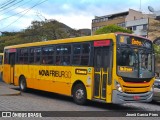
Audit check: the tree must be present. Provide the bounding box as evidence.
[0,19,91,53]
[94,24,132,35]
[154,44,160,65]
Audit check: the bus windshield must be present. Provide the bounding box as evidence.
[117,35,154,78]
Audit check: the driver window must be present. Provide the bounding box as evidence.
[121,50,130,66]
[118,48,137,67]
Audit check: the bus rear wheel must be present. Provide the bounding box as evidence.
[73,83,87,105]
[19,76,27,92]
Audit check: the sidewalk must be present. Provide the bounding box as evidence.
[0,80,21,96]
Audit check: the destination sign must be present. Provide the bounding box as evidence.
[118,35,152,48]
[119,66,133,72]
[131,38,142,46]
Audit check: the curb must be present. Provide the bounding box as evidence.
[0,92,21,96]
[0,82,21,96]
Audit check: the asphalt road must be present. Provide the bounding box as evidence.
[0,87,160,120]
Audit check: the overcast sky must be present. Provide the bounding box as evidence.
[0,0,159,32]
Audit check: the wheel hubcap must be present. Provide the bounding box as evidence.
[76,89,84,99]
[20,81,24,90]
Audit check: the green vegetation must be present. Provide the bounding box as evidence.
[0,20,91,52]
[154,44,160,64]
[94,24,132,35]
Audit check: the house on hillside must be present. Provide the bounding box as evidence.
[92,8,160,41]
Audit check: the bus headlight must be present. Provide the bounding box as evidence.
[115,81,122,92]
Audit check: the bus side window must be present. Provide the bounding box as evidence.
[62,56,70,65]
[80,43,90,65]
[4,51,8,64]
[81,56,89,65]
[72,55,80,65]
[42,58,46,64]
[55,45,71,66]
[42,46,54,65]
[72,44,81,65]
[34,47,41,64]
[72,43,90,66]
[18,48,28,64]
[56,56,61,65]
[29,48,34,64]
[61,45,71,65]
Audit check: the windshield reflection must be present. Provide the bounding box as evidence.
[139,50,152,71]
[117,45,153,78]
[118,46,138,69]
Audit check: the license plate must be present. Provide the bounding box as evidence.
[133,96,140,100]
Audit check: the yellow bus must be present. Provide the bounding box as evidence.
[0,53,4,80]
[3,33,155,104]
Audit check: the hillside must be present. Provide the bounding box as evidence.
[0,19,91,52]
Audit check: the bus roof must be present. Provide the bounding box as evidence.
[115,32,151,41]
[4,33,116,49]
[4,33,151,49]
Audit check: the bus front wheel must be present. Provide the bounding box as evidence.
[19,76,27,92]
[73,83,87,105]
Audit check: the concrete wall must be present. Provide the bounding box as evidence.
[126,18,148,36]
[125,9,144,21]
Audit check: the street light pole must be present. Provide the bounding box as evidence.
[140,0,141,12]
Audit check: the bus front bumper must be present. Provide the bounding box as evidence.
[112,90,153,104]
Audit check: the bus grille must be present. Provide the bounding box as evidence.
[122,77,152,83]
[124,92,147,94]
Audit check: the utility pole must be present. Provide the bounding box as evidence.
[36,11,47,21]
[139,0,141,12]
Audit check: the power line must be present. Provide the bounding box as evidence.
[0,0,32,16]
[0,0,48,30]
[36,12,44,21]
[0,1,45,22]
[139,0,141,11]
[0,8,29,22]
[0,0,18,10]
[0,0,24,13]
[0,0,15,7]
[36,11,47,21]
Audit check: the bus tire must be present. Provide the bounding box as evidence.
[73,83,87,105]
[19,76,27,92]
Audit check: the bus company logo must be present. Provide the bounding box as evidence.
[2,112,42,118]
[39,70,71,78]
[75,69,87,75]
[2,112,11,117]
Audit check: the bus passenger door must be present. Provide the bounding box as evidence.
[9,53,15,84]
[94,47,110,100]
